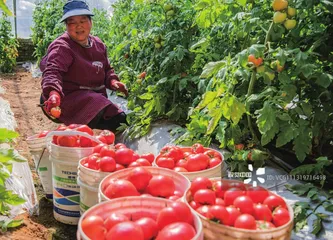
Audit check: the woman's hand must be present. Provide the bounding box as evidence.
[110,80,129,97]
[44,91,61,113]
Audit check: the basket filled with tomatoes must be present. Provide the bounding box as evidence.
[183,177,294,240]
[78,143,155,212]
[99,166,191,202]
[153,143,226,181]
[77,196,204,240]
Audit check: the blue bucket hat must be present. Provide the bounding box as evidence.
[60,0,94,22]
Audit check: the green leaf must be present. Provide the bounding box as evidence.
[300,64,316,78]
[220,95,246,124]
[285,183,313,196]
[236,0,247,6]
[324,204,333,212]
[311,216,322,236]
[316,73,333,88]
[293,119,312,162]
[197,91,217,110]
[179,78,187,91]
[216,121,228,148]
[0,1,13,16]
[276,122,299,147]
[295,217,308,232]
[0,129,19,143]
[200,60,226,79]
[255,101,276,134]
[261,121,279,146]
[2,191,26,206]
[139,93,154,100]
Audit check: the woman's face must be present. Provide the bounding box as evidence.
[65,15,92,45]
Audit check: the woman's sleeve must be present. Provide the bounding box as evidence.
[104,46,120,90]
[41,43,73,99]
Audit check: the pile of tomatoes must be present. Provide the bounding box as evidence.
[155,143,222,172]
[37,124,115,148]
[101,167,184,201]
[81,201,197,240]
[81,143,155,172]
[187,177,290,230]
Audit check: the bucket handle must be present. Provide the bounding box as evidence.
[45,130,103,151]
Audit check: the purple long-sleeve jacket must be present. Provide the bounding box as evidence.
[40,32,123,125]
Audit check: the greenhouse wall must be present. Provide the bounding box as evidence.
[1,0,116,39]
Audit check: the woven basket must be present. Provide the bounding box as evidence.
[153,147,226,181]
[98,166,191,202]
[77,196,204,240]
[184,179,294,240]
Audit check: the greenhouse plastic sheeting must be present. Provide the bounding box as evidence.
[1,0,117,39]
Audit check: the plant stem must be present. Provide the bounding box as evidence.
[264,22,274,50]
[247,70,260,145]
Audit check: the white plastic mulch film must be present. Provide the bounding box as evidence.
[1,0,117,39]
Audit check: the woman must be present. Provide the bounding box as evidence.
[40,0,128,132]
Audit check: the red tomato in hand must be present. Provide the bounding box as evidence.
[127,167,153,192]
[105,221,144,240]
[135,217,158,240]
[50,107,61,118]
[156,222,196,240]
[99,130,115,145]
[81,215,106,240]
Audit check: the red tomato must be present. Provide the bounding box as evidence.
[272,207,290,227]
[191,143,204,153]
[115,143,127,149]
[194,189,216,205]
[234,214,257,230]
[248,54,256,64]
[135,217,158,240]
[104,179,139,199]
[175,159,188,169]
[57,136,77,147]
[160,146,183,161]
[228,182,246,191]
[209,157,222,168]
[186,153,209,171]
[169,201,194,224]
[173,190,183,197]
[99,130,115,145]
[96,135,107,144]
[76,125,93,136]
[203,149,222,160]
[93,143,107,154]
[136,158,151,166]
[207,205,229,224]
[100,145,116,158]
[212,180,229,198]
[233,196,254,214]
[87,154,100,170]
[115,163,125,171]
[263,195,287,211]
[189,200,202,210]
[132,153,140,162]
[99,156,116,172]
[67,124,80,129]
[156,222,196,240]
[156,207,179,230]
[253,203,272,222]
[104,213,129,231]
[173,167,188,172]
[38,130,50,138]
[115,148,134,166]
[50,107,61,118]
[146,175,175,198]
[196,205,212,218]
[168,195,180,201]
[140,153,155,163]
[79,136,92,147]
[256,220,276,230]
[246,186,269,203]
[215,198,225,206]
[105,221,144,240]
[190,177,212,195]
[81,215,106,240]
[225,206,242,226]
[127,167,153,192]
[128,162,143,167]
[224,188,245,206]
[156,157,175,169]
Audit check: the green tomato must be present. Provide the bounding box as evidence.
[164,3,173,12]
[160,41,165,46]
[155,43,162,49]
[153,36,160,43]
[166,10,175,16]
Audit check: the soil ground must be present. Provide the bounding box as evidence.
[0,67,77,240]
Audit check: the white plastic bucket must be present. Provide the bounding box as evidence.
[26,134,53,199]
[98,166,191,202]
[153,147,227,181]
[77,159,110,214]
[47,131,102,225]
[77,196,204,240]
